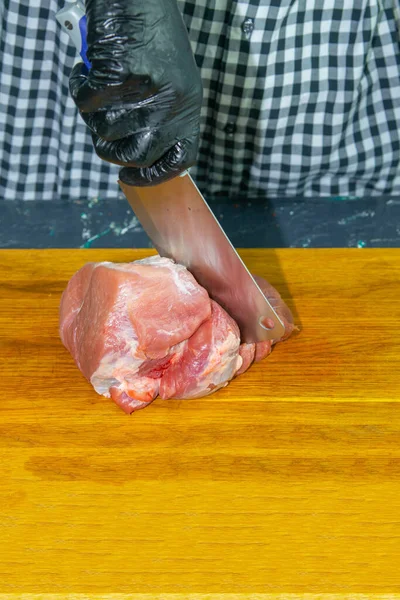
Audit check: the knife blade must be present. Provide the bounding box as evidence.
[119,173,285,343]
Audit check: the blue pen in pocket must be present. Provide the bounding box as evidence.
[56,0,91,70]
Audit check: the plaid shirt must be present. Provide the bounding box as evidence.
[1,0,400,201]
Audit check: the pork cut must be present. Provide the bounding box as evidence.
[59,255,295,413]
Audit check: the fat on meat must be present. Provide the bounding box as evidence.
[59,255,295,413]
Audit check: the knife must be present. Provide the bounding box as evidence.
[56,1,285,343]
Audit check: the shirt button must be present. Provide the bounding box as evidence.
[224,122,236,136]
[241,18,254,39]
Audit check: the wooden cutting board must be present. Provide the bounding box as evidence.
[1,248,400,598]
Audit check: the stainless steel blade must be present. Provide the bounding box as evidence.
[119,173,285,343]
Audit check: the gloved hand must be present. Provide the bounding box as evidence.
[69,0,203,186]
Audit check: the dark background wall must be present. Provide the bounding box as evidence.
[1,195,400,248]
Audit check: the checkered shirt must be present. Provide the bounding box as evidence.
[1,0,400,201]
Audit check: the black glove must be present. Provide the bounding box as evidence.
[69,0,203,186]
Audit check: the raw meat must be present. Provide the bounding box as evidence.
[59,255,295,413]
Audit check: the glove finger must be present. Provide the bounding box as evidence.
[82,104,157,143]
[92,120,197,167]
[118,138,198,186]
[69,62,89,107]
[70,63,153,114]
[75,84,173,142]
[70,66,161,141]
[92,130,164,166]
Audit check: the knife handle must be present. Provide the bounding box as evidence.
[56,0,92,70]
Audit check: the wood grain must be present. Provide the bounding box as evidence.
[0,249,400,595]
